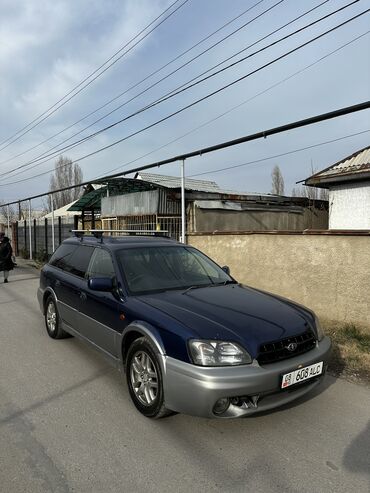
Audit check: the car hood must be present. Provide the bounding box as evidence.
[138,284,314,358]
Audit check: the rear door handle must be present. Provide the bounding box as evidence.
[55,280,61,287]
[79,292,87,301]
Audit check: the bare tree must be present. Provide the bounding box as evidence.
[292,163,329,200]
[47,156,83,210]
[0,201,16,224]
[292,185,328,200]
[271,165,285,195]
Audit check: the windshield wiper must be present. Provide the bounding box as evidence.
[182,280,236,295]
[182,284,213,295]
[217,280,237,286]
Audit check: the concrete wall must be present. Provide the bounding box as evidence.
[329,181,370,229]
[188,232,370,330]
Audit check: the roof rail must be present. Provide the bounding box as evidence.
[71,229,170,240]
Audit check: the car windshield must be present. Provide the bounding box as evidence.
[116,246,233,295]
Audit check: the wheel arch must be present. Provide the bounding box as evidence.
[121,322,166,369]
[42,287,58,314]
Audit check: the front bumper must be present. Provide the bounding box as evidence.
[163,336,331,418]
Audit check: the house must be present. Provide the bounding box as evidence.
[304,145,370,229]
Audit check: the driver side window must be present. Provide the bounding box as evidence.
[87,248,116,280]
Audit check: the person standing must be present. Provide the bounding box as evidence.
[0,236,14,283]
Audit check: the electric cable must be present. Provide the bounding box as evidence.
[0,0,269,166]
[98,30,370,179]
[1,7,369,186]
[188,129,370,178]
[3,0,360,178]
[0,0,189,151]
[1,100,369,202]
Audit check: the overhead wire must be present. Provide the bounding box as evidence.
[97,30,370,179]
[188,129,370,178]
[2,0,360,179]
[2,0,285,174]
[1,100,369,200]
[0,0,190,152]
[0,0,269,166]
[1,6,369,186]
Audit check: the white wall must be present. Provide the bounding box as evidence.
[329,181,370,229]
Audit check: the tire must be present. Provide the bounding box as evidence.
[126,337,172,418]
[44,297,70,339]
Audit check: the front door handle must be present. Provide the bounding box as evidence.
[79,292,87,301]
[55,280,61,287]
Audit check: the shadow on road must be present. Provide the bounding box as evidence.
[343,420,370,478]
[0,369,112,427]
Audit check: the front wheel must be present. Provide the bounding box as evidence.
[126,337,172,418]
[44,297,69,339]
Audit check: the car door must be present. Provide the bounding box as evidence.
[53,244,94,330]
[78,247,121,357]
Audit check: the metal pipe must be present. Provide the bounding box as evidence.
[7,204,10,238]
[28,200,32,260]
[51,194,55,252]
[2,101,369,208]
[181,159,186,243]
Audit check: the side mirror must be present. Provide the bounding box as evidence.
[221,265,230,276]
[88,277,113,292]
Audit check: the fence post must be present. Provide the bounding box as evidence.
[58,216,62,245]
[45,218,48,258]
[24,220,27,256]
[28,200,32,260]
[33,218,37,259]
[15,221,19,256]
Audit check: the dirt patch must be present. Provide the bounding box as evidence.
[324,322,370,385]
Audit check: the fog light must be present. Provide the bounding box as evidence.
[213,398,230,415]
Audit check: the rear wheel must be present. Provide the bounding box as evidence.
[44,297,69,339]
[126,337,172,418]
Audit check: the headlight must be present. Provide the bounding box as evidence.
[314,314,324,341]
[188,340,252,366]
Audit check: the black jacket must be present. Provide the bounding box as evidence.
[0,241,14,271]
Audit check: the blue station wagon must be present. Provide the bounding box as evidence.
[38,232,331,418]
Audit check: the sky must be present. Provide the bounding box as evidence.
[0,0,369,206]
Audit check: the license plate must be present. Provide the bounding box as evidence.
[281,362,323,388]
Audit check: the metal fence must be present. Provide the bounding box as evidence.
[16,217,75,260]
[101,215,181,240]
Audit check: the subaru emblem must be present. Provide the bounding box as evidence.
[286,342,298,352]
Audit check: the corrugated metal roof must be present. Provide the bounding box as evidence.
[68,178,161,212]
[136,172,220,193]
[305,145,370,186]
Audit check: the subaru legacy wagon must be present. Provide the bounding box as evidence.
[38,232,331,418]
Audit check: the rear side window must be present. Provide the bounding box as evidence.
[87,248,116,279]
[65,246,94,278]
[49,243,78,271]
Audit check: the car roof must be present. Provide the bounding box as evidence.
[61,235,181,250]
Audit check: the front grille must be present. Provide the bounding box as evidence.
[258,329,316,365]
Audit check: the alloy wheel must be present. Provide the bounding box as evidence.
[130,351,159,406]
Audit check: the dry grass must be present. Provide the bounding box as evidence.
[323,322,370,385]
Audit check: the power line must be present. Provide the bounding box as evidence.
[3,0,286,175]
[98,30,370,179]
[188,129,370,177]
[0,0,189,152]
[1,100,369,204]
[2,3,368,187]
[0,0,269,166]
[3,0,362,179]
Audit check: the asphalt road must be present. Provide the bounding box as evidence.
[0,263,369,493]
